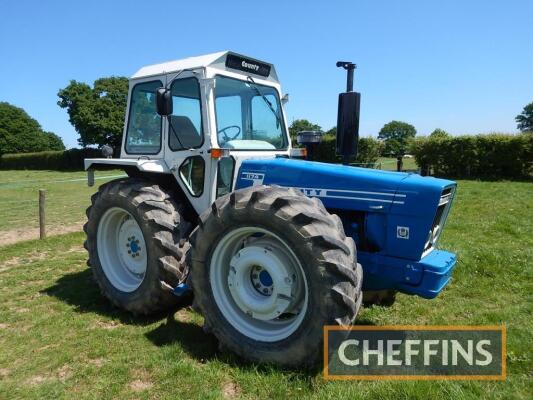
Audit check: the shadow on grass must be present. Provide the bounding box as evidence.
[42,268,375,374]
[41,268,186,327]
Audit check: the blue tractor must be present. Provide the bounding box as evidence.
[84,52,457,366]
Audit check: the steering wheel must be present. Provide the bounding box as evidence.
[218,125,241,142]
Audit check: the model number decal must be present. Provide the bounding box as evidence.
[241,172,265,186]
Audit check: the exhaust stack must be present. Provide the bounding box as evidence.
[336,61,361,165]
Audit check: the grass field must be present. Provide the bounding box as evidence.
[1,170,532,399]
[0,170,124,243]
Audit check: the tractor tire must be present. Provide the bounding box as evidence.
[363,290,397,307]
[190,185,362,367]
[84,178,191,315]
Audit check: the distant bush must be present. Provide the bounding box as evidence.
[0,102,65,155]
[410,133,533,179]
[0,148,101,170]
[313,135,382,165]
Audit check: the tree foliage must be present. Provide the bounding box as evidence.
[429,128,450,139]
[57,76,128,148]
[322,127,382,163]
[516,102,533,132]
[378,120,417,156]
[288,119,322,144]
[0,102,65,155]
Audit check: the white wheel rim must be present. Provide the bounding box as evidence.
[210,226,308,342]
[97,207,147,292]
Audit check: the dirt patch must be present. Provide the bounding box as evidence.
[130,379,153,392]
[87,358,106,367]
[222,380,242,399]
[57,365,73,382]
[65,244,85,253]
[92,320,121,330]
[0,323,9,330]
[0,222,84,247]
[0,253,47,272]
[0,368,9,378]
[0,245,84,272]
[27,375,52,386]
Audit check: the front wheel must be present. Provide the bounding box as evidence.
[84,178,191,315]
[190,185,362,367]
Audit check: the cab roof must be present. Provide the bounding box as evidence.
[131,51,279,83]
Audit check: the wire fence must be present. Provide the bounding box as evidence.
[0,172,126,244]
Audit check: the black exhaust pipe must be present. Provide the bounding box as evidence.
[336,61,360,165]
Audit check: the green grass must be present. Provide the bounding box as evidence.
[377,157,418,171]
[0,180,532,399]
[0,170,125,232]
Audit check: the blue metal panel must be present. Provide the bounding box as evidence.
[235,158,458,298]
[360,250,457,299]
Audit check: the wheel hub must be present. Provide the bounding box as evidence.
[118,218,146,275]
[97,207,148,292]
[227,244,295,321]
[251,267,274,296]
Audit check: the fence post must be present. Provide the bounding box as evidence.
[39,189,46,239]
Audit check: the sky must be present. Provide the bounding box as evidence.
[0,0,532,149]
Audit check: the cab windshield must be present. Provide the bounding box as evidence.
[214,75,288,150]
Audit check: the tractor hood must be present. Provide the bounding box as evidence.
[235,158,455,216]
[236,158,456,261]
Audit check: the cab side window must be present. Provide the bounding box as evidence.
[169,78,203,150]
[125,81,162,154]
[179,156,205,196]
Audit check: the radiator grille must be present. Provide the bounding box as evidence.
[424,187,455,253]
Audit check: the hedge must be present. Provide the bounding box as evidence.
[410,133,533,179]
[313,135,382,165]
[0,138,382,171]
[0,148,102,170]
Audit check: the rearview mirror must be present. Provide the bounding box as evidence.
[156,87,173,116]
[336,91,360,162]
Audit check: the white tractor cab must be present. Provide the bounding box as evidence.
[84,52,457,367]
[86,51,294,216]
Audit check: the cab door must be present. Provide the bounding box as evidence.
[163,73,214,214]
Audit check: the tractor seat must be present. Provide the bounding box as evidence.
[169,115,202,149]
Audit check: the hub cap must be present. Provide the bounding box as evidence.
[97,207,147,292]
[210,227,308,342]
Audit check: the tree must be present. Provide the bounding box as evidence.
[0,102,65,155]
[429,128,450,139]
[516,102,533,132]
[288,119,322,144]
[57,76,128,148]
[378,120,417,156]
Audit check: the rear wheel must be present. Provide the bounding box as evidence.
[84,178,191,315]
[190,185,362,366]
